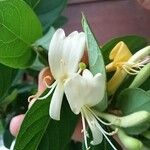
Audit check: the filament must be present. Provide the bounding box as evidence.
[81,111,90,150]
[38,81,57,100]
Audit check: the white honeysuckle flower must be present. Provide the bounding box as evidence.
[64,69,105,115]
[65,69,117,150]
[39,29,86,120]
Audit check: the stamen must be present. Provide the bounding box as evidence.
[82,106,118,150]
[101,127,118,136]
[122,61,145,75]
[38,81,57,100]
[81,111,90,150]
[122,65,139,75]
[97,125,118,150]
[85,106,112,126]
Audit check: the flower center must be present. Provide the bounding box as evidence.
[60,74,68,83]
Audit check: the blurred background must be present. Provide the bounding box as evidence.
[64,0,150,44]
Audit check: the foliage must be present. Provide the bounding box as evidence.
[0,1,149,150]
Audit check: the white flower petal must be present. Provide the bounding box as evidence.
[49,83,64,120]
[64,74,85,114]
[48,29,65,79]
[62,32,86,75]
[48,29,86,81]
[82,69,94,80]
[65,69,105,114]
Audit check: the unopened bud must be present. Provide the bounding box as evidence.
[118,129,143,150]
[130,63,150,88]
[97,111,150,128]
[128,46,150,63]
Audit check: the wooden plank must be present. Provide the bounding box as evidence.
[64,0,150,44]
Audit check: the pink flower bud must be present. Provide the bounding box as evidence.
[9,114,25,137]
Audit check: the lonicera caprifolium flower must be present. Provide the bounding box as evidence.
[39,29,86,120]
[106,41,150,95]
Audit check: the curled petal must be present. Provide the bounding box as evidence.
[106,41,132,72]
[28,67,53,108]
[109,41,132,62]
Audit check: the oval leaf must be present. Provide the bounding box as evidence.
[34,0,67,32]
[0,0,42,68]
[117,88,150,115]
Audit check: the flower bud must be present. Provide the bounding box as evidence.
[128,46,150,63]
[97,111,150,128]
[118,129,143,150]
[9,114,25,137]
[130,63,150,88]
[28,67,53,109]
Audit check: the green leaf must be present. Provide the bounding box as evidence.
[140,77,150,91]
[0,89,18,111]
[102,35,148,65]
[66,141,82,150]
[147,90,150,96]
[53,16,68,28]
[14,96,78,150]
[82,14,107,111]
[3,129,14,148]
[0,64,18,101]
[117,88,150,115]
[117,88,150,135]
[24,0,40,9]
[34,0,67,32]
[0,0,42,68]
[124,122,150,135]
[34,27,55,50]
